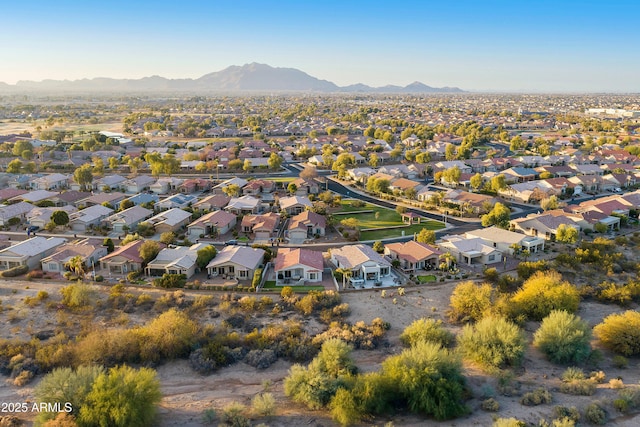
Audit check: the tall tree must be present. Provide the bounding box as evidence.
[267,152,283,170]
[74,164,94,191]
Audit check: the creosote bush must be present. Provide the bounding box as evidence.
[519,388,552,406]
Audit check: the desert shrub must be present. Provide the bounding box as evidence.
[219,402,249,427]
[42,412,79,426]
[616,388,640,411]
[201,408,216,425]
[551,418,576,427]
[553,406,580,423]
[365,341,469,420]
[94,275,104,282]
[294,290,341,315]
[593,310,640,356]
[312,318,389,350]
[244,349,278,369]
[559,368,596,396]
[561,367,585,382]
[77,365,161,427]
[136,294,153,306]
[189,348,219,374]
[496,371,521,397]
[458,316,526,369]
[481,397,500,411]
[252,268,263,289]
[511,271,580,321]
[519,388,552,406]
[152,273,187,289]
[516,260,549,280]
[35,366,104,423]
[483,267,500,283]
[609,378,624,389]
[12,369,34,386]
[589,370,606,383]
[284,339,356,410]
[60,283,96,308]
[493,418,525,427]
[595,281,640,306]
[613,398,628,413]
[583,403,606,425]
[251,392,276,417]
[612,355,628,369]
[1,265,28,277]
[137,309,199,363]
[399,318,453,347]
[448,281,493,323]
[330,387,362,427]
[26,270,43,280]
[533,310,591,364]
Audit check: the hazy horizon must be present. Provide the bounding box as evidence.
[2,0,639,92]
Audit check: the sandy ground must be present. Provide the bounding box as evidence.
[0,279,639,426]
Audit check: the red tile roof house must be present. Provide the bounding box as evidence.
[274,248,324,286]
[99,240,166,275]
[384,241,443,273]
[286,211,326,244]
[241,212,280,241]
[192,194,231,212]
[242,179,276,196]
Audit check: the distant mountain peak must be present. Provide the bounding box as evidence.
[0,64,464,93]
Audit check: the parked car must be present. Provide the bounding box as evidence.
[224,239,238,246]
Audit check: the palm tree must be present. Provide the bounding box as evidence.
[65,255,86,279]
[440,252,456,271]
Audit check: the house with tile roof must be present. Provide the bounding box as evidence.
[41,239,108,275]
[278,195,312,215]
[105,206,153,233]
[145,243,208,278]
[286,211,326,244]
[437,235,502,266]
[0,236,67,270]
[241,212,280,241]
[206,245,265,281]
[99,240,166,275]
[274,248,323,286]
[192,194,231,212]
[329,244,391,286]
[187,210,237,240]
[69,204,114,232]
[0,202,35,226]
[465,226,545,254]
[384,241,442,273]
[145,208,192,234]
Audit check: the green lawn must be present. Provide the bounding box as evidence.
[337,200,444,240]
[264,177,295,183]
[261,281,326,292]
[416,275,437,283]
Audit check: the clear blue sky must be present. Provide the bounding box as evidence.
[1,0,639,92]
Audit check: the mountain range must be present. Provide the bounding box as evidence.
[1,63,463,93]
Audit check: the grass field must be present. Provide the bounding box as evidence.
[336,200,444,240]
[261,281,325,292]
[416,275,437,283]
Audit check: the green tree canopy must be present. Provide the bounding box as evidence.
[481,202,511,229]
[78,365,161,427]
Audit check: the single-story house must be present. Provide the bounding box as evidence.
[329,244,391,288]
[0,201,35,226]
[155,194,198,211]
[41,239,108,275]
[146,208,192,234]
[145,243,208,278]
[465,226,545,254]
[99,240,166,275]
[0,236,67,270]
[274,248,323,286]
[187,210,237,240]
[206,245,265,281]
[286,211,326,244]
[278,195,312,215]
[68,205,114,232]
[225,195,262,215]
[437,235,502,266]
[384,241,442,272]
[241,212,280,241]
[105,205,153,233]
[192,194,230,212]
[26,205,77,230]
